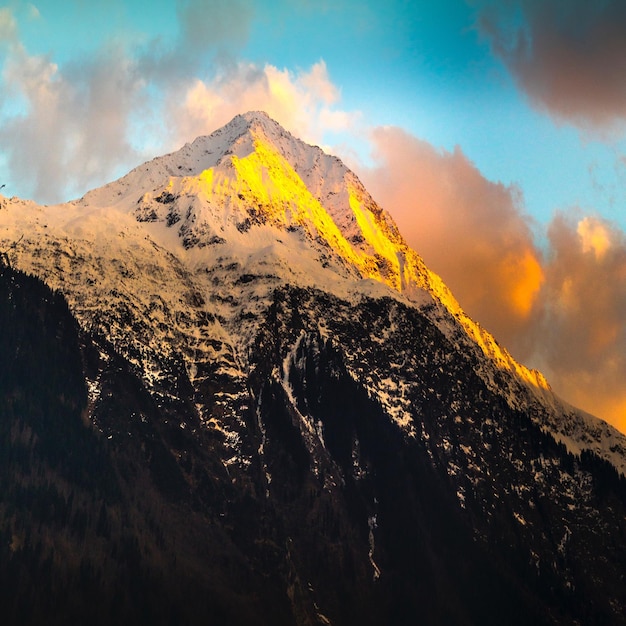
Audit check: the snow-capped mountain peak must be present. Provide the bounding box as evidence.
[4,111,626,625]
[79,110,411,291]
[1,112,626,477]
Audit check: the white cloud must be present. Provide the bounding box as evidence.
[27,4,41,20]
[0,32,146,202]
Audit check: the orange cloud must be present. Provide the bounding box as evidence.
[362,125,544,359]
[533,214,626,429]
[169,60,359,149]
[361,126,626,433]
[506,249,544,318]
[577,216,612,260]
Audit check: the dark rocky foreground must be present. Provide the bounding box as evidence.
[1,265,626,625]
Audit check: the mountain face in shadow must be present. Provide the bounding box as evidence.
[2,265,626,625]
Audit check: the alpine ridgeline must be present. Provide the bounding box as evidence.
[1,111,626,625]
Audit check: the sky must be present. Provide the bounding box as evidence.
[1,0,626,432]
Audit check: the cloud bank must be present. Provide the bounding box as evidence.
[538,214,626,425]
[0,40,145,202]
[363,126,544,355]
[363,127,626,432]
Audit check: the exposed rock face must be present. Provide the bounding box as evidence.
[1,112,626,624]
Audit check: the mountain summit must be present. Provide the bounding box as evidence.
[2,113,626,624]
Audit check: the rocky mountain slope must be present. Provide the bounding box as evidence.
[1,111,626,624]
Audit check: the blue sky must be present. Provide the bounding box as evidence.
[1,0,626,430]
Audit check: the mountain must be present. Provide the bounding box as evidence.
[1,111,626,624]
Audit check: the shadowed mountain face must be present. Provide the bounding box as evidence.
[1,113,626,624]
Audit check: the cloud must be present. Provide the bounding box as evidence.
[476,0,626,131]
[0,8,157,202]
[362,125,626,432]
[0,35,146,202]
[536,214,626,430]
[168,60,359,148]
[27,4,41,20]
[0,7,17,45]
[577,216,612,260]
[135,0,256,87]
[362,125,544,357]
